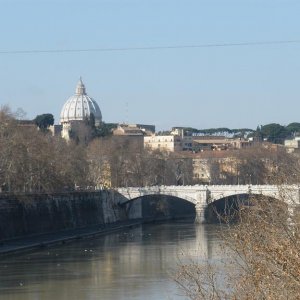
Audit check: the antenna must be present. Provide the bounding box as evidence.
[125,101,129,125]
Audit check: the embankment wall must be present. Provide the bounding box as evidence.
[0,191,128,241]
[0,191,195,242]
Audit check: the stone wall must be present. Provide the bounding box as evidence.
[0,191,195,241]
[0,191,125,241]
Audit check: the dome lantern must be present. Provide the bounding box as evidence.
[75,77,86,95]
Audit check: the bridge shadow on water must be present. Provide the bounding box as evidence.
[205,194,284,223]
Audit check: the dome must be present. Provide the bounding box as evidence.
[60,78,102,124]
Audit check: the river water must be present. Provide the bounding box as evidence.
[0,221,223,300]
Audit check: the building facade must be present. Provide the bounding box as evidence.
[144,135,183,152]
[284,137,300,153]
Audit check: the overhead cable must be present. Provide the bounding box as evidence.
[0,39,300,55]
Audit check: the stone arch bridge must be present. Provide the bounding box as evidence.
[117,185,300,222]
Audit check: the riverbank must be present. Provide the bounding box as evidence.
[0,220,143,257]
[0,191,196,256]
[0,214,195,256]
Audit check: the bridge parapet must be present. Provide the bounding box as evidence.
[117,185,300,203]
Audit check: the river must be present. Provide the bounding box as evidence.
[0,221,223,300]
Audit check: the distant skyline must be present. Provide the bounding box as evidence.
[1,0,300,131]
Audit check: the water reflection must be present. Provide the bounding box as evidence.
[0,222,223,300]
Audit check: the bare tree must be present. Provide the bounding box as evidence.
[175,191,300,299]
[0,107,91,192]
[207,146,300,185]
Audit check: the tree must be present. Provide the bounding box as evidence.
[207,145,299,185]
[0,107,91,192]
[286,122,300,136]
[34,113,54,131]
[89,113,96,129]
[260,123,290,144]
[86,136,194,188]
[93,122,116,138]
[175,192,300,299]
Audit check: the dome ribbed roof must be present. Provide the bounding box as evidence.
[60,78,102,124]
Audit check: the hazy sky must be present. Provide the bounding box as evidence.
[1,0,300,130]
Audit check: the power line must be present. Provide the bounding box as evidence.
[1,39,300,55]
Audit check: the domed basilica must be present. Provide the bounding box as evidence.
[59,78,102,142]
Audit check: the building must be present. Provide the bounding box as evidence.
[284,137,300,153]
[113,124,145,136]
[144,135,181,152]
[59,78,102,142]
[112,124,155,151]
[136,124,155,134]
[49,124,62,136]
[192,158,211,183]
[113,124,155,136]
[192,136,253,152]
[144,135,193,152]
[17,120,36,129]
[145,129,253,153]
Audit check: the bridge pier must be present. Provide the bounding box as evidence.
[195,204,206,223]
[195,191,207,223]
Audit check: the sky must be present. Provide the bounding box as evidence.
[0,0,300,131]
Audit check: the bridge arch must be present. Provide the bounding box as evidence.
[120,192,198,206]
[208,186,282,203]
[206,192,287,223]
[120,194,196,221]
